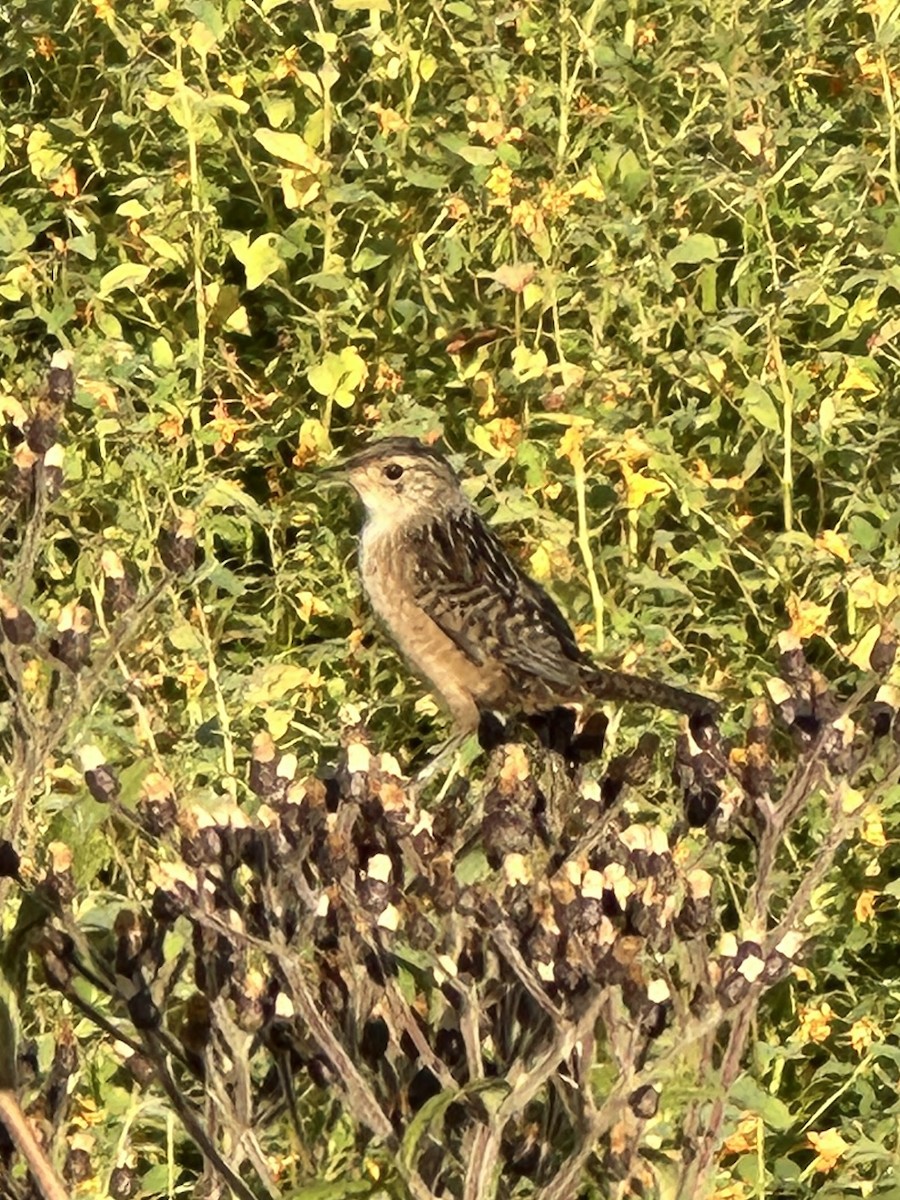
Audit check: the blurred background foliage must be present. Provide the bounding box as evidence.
[3,0,900,1195]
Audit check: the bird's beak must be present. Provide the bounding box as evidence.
[318,459,350,484]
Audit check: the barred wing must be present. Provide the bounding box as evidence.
[407,506,587,690]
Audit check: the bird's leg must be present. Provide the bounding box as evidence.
[569,710,609,766]
[410,730,471,792]
[476,709,508,752]
[527,706,578,756]
[408,712,509,802]
[527,706,609,769]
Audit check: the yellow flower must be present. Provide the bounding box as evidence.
[49,165,78,197]
[372,104,408,135]
[468,117,505,144]
[372,361,403,393]
[786,594,832,640]
[210,398,248,455]
[620,461,670,509]
[849,1015,882,1054]
[855,45,882,83]
[485,164,514,204]
[816,529,852,563]
[568,166,606,203]
[558,425,585,471]
[710,1187,748,1200]
[157,414,185,443]
[510,198,544,237]
[539,180,572,218]
[177,660,208,696]
[797,1001,834,1044]
[478,417,520,458]
[848,569,899,610]
[861,805,886,848]
[807,1128,849,1173]
[721,1113,758,1156]
[272,46,300,81]
[854,889,877,922]
[444,195,470,221]
[514,80,534,106]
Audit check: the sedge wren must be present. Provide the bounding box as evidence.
[327,437,718,735]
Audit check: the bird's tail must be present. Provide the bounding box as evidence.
[583,667,719,718]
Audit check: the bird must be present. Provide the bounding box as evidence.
[326,437,718,737]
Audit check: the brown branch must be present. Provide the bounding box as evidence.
[0,1090,68,1200]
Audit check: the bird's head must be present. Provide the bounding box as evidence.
[324,437,462,526]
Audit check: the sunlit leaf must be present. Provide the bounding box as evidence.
[253,128,325,170]
[97,262,153,296]
[231,233,285,289]
[666,233,722,265]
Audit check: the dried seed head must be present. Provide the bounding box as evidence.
[0,594,37,644]
[158,509,198,573]
[42,443,64,496]
[47,349,74,405]
[49,602,92,671]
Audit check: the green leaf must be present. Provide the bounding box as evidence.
[511,345,548,382]
[168,618,203,652]
[0,207,33,255]
[848,515,880,552]
[308,357,343,396]
[262,96,295,128]
[438,133,496,167]
[404,166,447,189]
[301,272,349,290]
[352,247,391,270]
[68,232,97,260]
[232,233,285,290]
[151,336,174,369]
[458,144,497,167]
[253,128,323,169]
[281,1181,372,1200]
[246,663,320,704]
[26,127,66,180]
[308,347,367,399]
[666,233,722,266]
[141,233,186,265]
[729,1076,792,1131]
[97,262,153,297]
[454,848,490,885]
[202,479,271,525]
[740,381,781,433]
[400,1086,461,1171]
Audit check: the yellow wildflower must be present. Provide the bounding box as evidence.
[797,1001,833,1044]
[486,164,514,205]
[721,1113,758,1156]
[372,105,408,135]
[861,805,886,848]
[849,1015,882,1054]
[854,889,876,922]
[807,1128,849,1173]
[786,594,831,640]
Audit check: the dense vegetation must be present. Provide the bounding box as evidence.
[2,0,900,1197]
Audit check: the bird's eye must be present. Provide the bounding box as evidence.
[384,463,404,481]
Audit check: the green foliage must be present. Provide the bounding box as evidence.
[2,0,900,1196]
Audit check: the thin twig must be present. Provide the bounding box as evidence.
[0,1090,69,1200]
